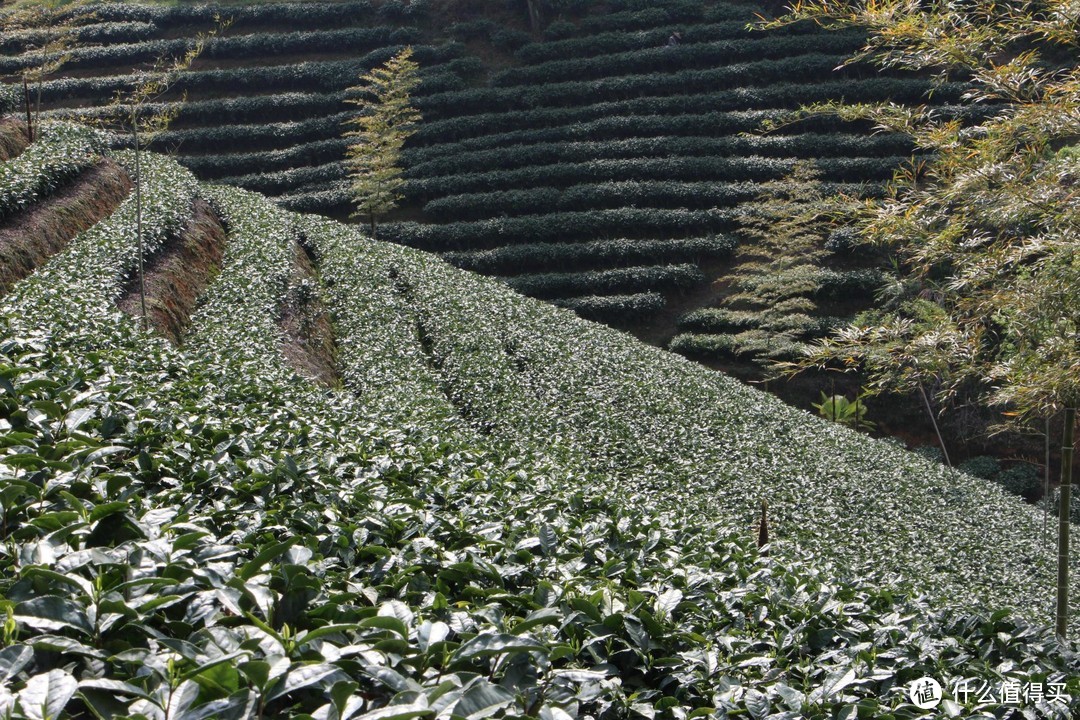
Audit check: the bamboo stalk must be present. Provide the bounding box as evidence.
[1056,406,1075,641]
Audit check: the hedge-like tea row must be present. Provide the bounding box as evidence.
[418,54,863,116]
[424,181,770,222]
[57,92,349,131]
[515,18,852,63]
[678,306,844,338]
[445,234,737,275]
[408,133,915,179]
[406,108,899,162]
[0,26,420,74]
[423,181,750,221]
[0,21,157,55]
[0,121,105,222]
[219,160,347,196]
[502,262,704,300]
[276,181,351,215]
[552,291,667,324]
[191,186,298,374]
[412,79,959,143]
[159,111,349,160]
[39,44,461,104]
[62,0,391,27]
[182,136,349,179]
[814,267,887,300]
[493,31,869,87]
[294,213,459,424]
[384,207,738,252]
[405,155,907,200]
[3,147,197,325]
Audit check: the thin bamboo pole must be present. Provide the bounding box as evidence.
[1056,406,1075,641]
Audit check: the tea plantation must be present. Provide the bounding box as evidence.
[1,111,1079,718]
[4,0,961,350]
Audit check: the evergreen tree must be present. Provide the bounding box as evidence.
[343,48,421,238]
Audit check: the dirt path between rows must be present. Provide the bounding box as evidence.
[0,158,132,297]
[280,239,339,386]
[117,198,227,344]
[0,117,30,161]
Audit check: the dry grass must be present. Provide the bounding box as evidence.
[0,117,30,161]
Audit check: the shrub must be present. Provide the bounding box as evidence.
[412,79,955,144]
[959,455,1001,480]
[553,291,666,324]
[492,32,868,87]
[995,464,1043,501]
[423,181,764,221]
[502,263,704,299]
[444,234,736,274]
[177,136,350,179]
[678,307,761,333]
[407,134,913,180]
[383,207,737,251]
[667,331,739,358]
[418,55,868,116]
[0,122,104,222]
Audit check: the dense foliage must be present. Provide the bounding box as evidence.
[3,0,950,333]
[2,141,1080,718]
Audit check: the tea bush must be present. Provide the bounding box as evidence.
[3,152,1080,718]
[552,291,666,324]
[383,207,738,251]
[493,31,868,87]
[444,234,736,274]
[502,262,704,299]
[0,122,105,222]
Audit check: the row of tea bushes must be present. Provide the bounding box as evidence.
[501,262,704,300]
[405,155,904,200]
[218,160,347,197]
[492,31,869,86]
[417,55,868,116]
[407,133,914,179]
[0,26,420,74]
[40,44,462,105]
[3,148,1080,717]
[0,122,104,222]
[181,136,349,179]
[552,290,667,324]
[411,78,961,144]
[383,207,738,252]
[444,234,737,275]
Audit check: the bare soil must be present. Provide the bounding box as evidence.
[630,257,734,347]
[279,239,340,386]
[0,158,132,297]
[117,198,227,344]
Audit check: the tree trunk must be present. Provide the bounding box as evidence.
[526,0,544,34]
[369,213,377,240]
[23,78,33,143]
[919,382,951,467]
[134,126,148,332]
[1056,406,1075,640]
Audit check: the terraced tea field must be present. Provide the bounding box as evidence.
[1,111,1078,718]
[5,0,960,356]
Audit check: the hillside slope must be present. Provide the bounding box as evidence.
[5,0,957,348]
[1,125,1079,718]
